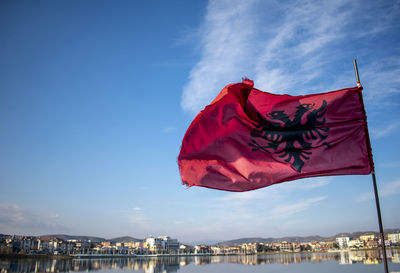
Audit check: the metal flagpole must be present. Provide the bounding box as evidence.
[353,59,389,273]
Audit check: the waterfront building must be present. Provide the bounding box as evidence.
[366,240,378,248]
[336,237,350,249]
[123,241,141,249]
[144,236,163,252]
[348,239,364,249]
[160,236,179,251]
[299,242,312,251]
[179,244,192,254]
[144,236,180,253]
[377,238,391,247]
[194,244,211,254]
[115,244,129,254]
[211,246,223,254]
[101,241,111,248]
[269,242,280,252]
[74,241,91,254]
[239,243,258,254]
[310,241,322,251]
[388,233,400,245]
[279,241,293,252]
[19,236,40,252]
[319,241,336,250]
[39,238,58,254]
[292,242,301,252]
[56,240,74,255]
[360,234,375,242]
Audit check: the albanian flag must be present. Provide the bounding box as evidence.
[178,79,373,192]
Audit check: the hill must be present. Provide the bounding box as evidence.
[40,234,143,243]
[216,228,400,246]
[108,236,142,243]
[40,234,106,242]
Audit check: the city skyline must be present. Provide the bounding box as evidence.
[2,229,399,249]
[1,223,400,246]
[1,0,400,243]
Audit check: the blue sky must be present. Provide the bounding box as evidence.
[0,0,399,244]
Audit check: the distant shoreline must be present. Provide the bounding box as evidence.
[1,247,399,260]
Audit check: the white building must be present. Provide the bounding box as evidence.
[144,236,179,252]
[388,233,400,244]
[336,237,350,249]
[144,237,163,251]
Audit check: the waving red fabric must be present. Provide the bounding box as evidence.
[178,79,373,192]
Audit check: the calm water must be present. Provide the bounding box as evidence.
[1,249,400,273]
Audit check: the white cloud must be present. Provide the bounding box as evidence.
[181,0,259,114]
[128,207,148,225]
[0,204,67,235]
[181,0,400,115]
[361,57,400,105]
[356,192,374,202]
[187,178,331,238]
[356,178,400,202]
[381,179,400,196]
[217,177,330,205]
[214,176,330,209]
[279,177,332,191]
[218,188,272,203]
[268,196,327,219]
[253,0,354,93]
[371,121,400,139]
[163,126,176,133]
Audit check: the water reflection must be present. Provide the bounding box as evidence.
[1,249,399,273]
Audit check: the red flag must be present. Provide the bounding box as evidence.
[178,79,374,192]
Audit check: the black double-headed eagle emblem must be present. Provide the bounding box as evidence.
[249,101,330,172]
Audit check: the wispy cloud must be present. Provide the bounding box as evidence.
[181,0,400,114]
[163,126,176,133]
[217,177,330,204]
[218,188,272,203]
[128,207,148,225]
[361,57,400,105]
[356,178,400,202]
[279,177,332,191]
[269,196,326,219]
[371,121,400,139]
[0,204,68,235]
[188,178,330,238]
[380,161,400,168]
[381,179,400,196]
[181,0,259,113]
[253,0,354,93]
